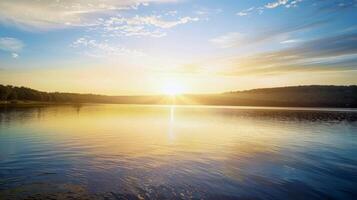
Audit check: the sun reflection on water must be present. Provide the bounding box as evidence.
[168,105,175,142]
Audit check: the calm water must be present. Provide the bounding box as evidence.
[0,105,357,200]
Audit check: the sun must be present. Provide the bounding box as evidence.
[162,81,185,96]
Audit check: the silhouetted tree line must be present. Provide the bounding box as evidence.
[221,85,357,107]
[1,84,357,107]
[0,85,109,103]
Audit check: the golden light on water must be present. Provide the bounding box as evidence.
[24,105,288,158]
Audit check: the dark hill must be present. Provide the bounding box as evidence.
[220,85,357,107]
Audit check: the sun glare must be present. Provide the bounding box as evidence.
[162,81,185,96]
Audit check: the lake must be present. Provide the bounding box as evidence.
[0,104,357,200]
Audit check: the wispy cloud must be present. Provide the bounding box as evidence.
[236,0,303,17]
[107,15,198,29]
[71,37,145,58]
[0,0,199,40]
[11,53,19,59]
[210,32,244,48]
[95,15,199,38]
[0,37,24,58]
[211,20,327,49]
[236,7,257,16]
[0,0,178,30]
[220,32,357,75]
[280,39,301,44]
[265,0,290,9]
[237,0,357,17]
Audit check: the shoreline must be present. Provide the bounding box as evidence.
[1,101,357,111]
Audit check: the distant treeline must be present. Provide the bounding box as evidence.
[1,84,357,107]
[216,85,357,107]
[0,85,107,103]
[0,85,168,104]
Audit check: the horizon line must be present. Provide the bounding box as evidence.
[1,83,357,97]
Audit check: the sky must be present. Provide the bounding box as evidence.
[0,0,357,95]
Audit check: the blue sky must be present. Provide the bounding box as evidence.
[0,0,357,95]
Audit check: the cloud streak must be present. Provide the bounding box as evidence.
[237,0,357,17]
[221,32,357,75]
[99,15,199,37]
[265,0,290,9]
[0,37,24,58]
[210,20,327,49]
[71,37,145,58]
[236,7,257,16]
[0,0,177,30]
[236,0,303,17]
[210,32,244,48]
